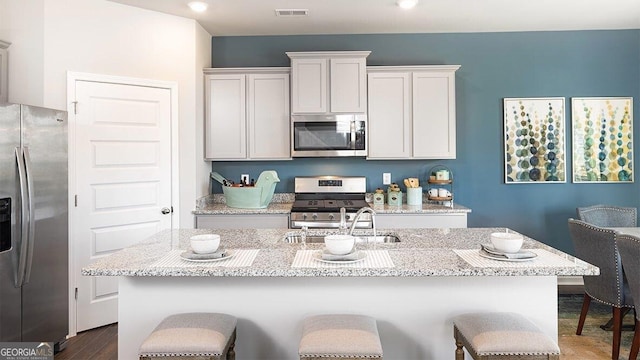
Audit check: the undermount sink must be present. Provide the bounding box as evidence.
[283,234,400,244]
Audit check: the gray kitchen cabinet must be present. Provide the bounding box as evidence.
[287,51,370,114]
[367,65,460,159]
[0,40,10,103]
[195,214,289,229]
[376,213,467,228]
[204,68,291,160]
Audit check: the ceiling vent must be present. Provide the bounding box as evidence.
[275,9,309,17]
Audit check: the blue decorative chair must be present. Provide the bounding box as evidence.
[568,219,634,360]
[577,205,637,227]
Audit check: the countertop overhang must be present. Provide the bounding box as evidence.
[82,227,598,278]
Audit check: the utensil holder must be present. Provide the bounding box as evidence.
[406,187,423,206]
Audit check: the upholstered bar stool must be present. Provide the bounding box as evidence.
[139,312,237,360]
[299,314,383,360]
[453,312,560,360]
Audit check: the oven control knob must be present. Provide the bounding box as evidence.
[302,213,307,220]
[312,213,318,220]
[328,214,334,220]
[345,215,351,220]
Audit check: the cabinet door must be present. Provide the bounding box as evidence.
[291,58,327,113]
[248,73,291,159]
[195,214,289,229]
[412,71,457,159]
[330,57,367,113]
[376,213,467,228]
[367,72,411,159]
[205,74,247,160]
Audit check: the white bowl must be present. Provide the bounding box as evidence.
[490,232,523,253]
[190,234,221,254]
[324,234,355,255]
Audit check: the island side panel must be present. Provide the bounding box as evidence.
[119,275,557,359]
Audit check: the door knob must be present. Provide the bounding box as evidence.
[161,207,171,215]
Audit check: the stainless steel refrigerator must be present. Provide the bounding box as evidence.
[0,103,68,350]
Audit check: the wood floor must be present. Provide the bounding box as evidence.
[55,322,117,360]
[55,295,633,359]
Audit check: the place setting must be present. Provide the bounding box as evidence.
[478,233,537,262]
[313,235,367,264]
[453,232,580,268]
[150,233,259,268]
[292,234,394,268]
[180,234,234,263]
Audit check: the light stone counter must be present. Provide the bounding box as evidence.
[192,193,471,215]
[83,227,595,277]
[88,228,596,360]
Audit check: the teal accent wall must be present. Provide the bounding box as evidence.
[210,30,640,254]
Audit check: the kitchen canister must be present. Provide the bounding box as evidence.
[406,186,423,206]
[436,169,450,181]
[373,189,385,205]
[387,191,403,206]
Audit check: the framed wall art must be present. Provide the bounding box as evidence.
[503,97,566,183]
[571,97,633,183]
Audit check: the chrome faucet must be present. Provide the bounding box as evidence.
[339,207,348,234]
[349,206,377,239]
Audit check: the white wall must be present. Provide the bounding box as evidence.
[1,0,211,227]
[0,0,45,106]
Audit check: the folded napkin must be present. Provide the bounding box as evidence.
[181,248,228,260]
[321,249,361,261]
[480,244,536,259]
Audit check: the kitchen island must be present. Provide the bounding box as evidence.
[83,228,597,359]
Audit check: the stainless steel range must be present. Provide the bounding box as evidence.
[290,176,372,229]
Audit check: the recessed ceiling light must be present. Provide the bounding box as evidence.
[397,0,418,9]
[188,1,208,12]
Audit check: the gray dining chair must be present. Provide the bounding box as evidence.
[577,205,637,227]
[568,218,634,360]
[616,233,640,360]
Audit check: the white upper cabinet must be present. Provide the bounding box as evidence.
[289,58,327,113]
[367,72,411,158]
[0,40,10,103]
[204,68,291,161]
[248,73,291,159]
[367,65,460,160]
[330,57,368,113]
[287,51,370,114]
[412,71,457,158]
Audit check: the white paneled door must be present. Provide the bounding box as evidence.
[72,79,173,332]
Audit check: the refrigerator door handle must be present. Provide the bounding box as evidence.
[14,147,28,287]
[22,147,35,284]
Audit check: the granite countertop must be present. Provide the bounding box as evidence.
[83,227,598,278]
[193,193,472,215]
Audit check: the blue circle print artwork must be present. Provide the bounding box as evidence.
[572,97,633,183]
[504,98,566,183]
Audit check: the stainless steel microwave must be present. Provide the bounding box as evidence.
[291,114,367,157]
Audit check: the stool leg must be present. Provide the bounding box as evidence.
[454,328,464,360]
[227,342,236,360]
[227,333,236,360]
